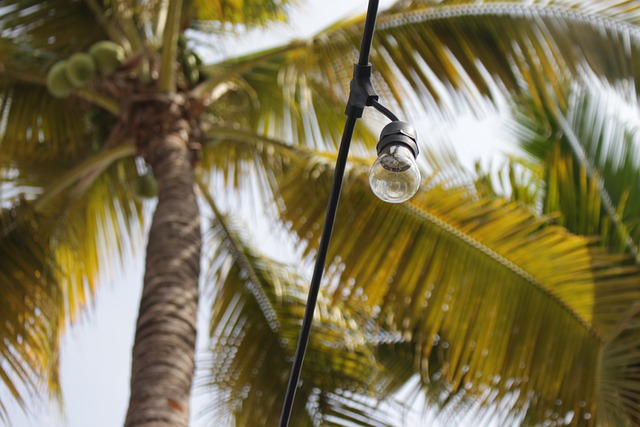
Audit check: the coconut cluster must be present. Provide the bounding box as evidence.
[46,41,125,99]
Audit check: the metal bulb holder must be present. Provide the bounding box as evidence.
[279,1,419,426]
[370,121,420,203]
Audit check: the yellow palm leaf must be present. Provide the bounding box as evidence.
[261,140,640,423]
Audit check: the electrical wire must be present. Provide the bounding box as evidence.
[371,98,399,122]
[279,2,381,425]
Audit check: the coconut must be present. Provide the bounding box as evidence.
[66,53,96,88]
[89,41,125,75]
[46,60,74,98]
[133,173,158,199]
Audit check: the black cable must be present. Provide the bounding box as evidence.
[278,2,381,426]
[370,98,399,122]
[358,0,380,66]
[278,116,358,427]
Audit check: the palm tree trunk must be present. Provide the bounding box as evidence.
[124,116,201,427]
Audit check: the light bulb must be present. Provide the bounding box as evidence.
[369,121,420,203]
[369,145,420,203]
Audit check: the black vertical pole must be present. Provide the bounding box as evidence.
[278,1,380,426]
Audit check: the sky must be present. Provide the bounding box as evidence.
[5,1,512,426]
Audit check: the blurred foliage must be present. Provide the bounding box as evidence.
[1,0,640,425]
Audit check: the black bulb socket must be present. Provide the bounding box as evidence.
[376,121,419,157]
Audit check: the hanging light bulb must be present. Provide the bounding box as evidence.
[369,121,420,203]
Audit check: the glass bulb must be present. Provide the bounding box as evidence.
[369,144,420,203]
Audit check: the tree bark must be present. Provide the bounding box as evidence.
[124,115,201,426]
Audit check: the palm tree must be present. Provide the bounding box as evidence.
[1,1,640,427]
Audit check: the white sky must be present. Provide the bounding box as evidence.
[6,1,514,426]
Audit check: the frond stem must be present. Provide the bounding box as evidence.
[204,125,305,154]
[158,0,183,92]
[33,144,136,212]
[377,3,640,39]
[75,89,121,116]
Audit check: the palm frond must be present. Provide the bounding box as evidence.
[0,0,106,63]
[200,56,378,152]
[187,0,293,27]
[373,0,640,100]
[43,158,144,323]
[0,84,94,171]
[270,147,640,424]
[197,192,404,426]
[599,306,640,426]
[197,0,640,155]
[200,124,312,200]
[0,202,63,422]
[0,153,143,417]
[472,156,546,208]
[515,85,640,257]
[196,122,640,423]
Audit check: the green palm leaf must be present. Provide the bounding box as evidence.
[372,0,640,103]
[599,307,640,425]
[198,0,640,155]
[472,156,546,208]
[198,193,403,426]
[44,159,144,318]
[0,84,92,169]
[267,143,640,423]
[197,124,640,423]
[515,86,640,257]
[0,202,62,423]
[200,51,378,152]
[0,150,142,418]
